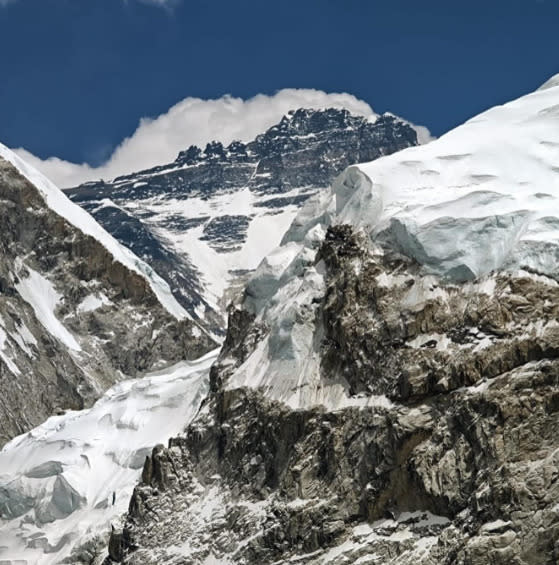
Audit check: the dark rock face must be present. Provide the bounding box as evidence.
[318,226,559,401]
[108,225,559,564]
[65,109,418,333]
[200,215,251,253]
[0,157,214,446]
[81,203,223,332]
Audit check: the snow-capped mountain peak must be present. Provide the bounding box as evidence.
[103,78,559,564]
[65,107,419,334]
[4,79,559,565]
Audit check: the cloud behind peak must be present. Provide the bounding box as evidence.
[12,89,376,188]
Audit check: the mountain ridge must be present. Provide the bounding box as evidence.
[0,145,214,447]
[64,108,419,334]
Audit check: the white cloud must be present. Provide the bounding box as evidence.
[407,123,435,145]
[12,89,377,188]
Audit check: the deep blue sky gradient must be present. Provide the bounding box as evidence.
[0,0,557,165]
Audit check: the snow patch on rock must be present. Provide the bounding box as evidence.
[77,293,112,314]
[15,265,81,352]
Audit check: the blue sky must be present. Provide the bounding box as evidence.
[0,0,558,186]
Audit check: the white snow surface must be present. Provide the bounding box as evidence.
[15,265,81,351]
[537,72,559,91]
[226,76,559,409]
[125,186,309,312]
[77,292,112,313]
[337,78,559,281]
[0,142,190,321]
[0,349,218,565]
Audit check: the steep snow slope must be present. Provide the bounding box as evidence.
[0,349,218,565]
[220,73,559,409]
[339,81,559,280]
[0,143,189,321]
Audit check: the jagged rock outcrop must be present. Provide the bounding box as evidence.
[0,154,214,446]
[65,109,418,332]
[108,226,559,564]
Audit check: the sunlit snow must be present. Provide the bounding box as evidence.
[226,75,559,409]
[0,350,218,564]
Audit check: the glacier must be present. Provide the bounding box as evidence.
[0,350,217,564]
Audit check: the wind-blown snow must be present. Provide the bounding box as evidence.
[225,74,559,409]
[0,142,190,321]
[0,349,218,564]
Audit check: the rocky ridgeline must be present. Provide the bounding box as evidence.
[65,109,418,333]
[0,157,214,446]
[105,226,559,564]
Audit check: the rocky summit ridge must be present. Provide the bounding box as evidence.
[64,108,418,334]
